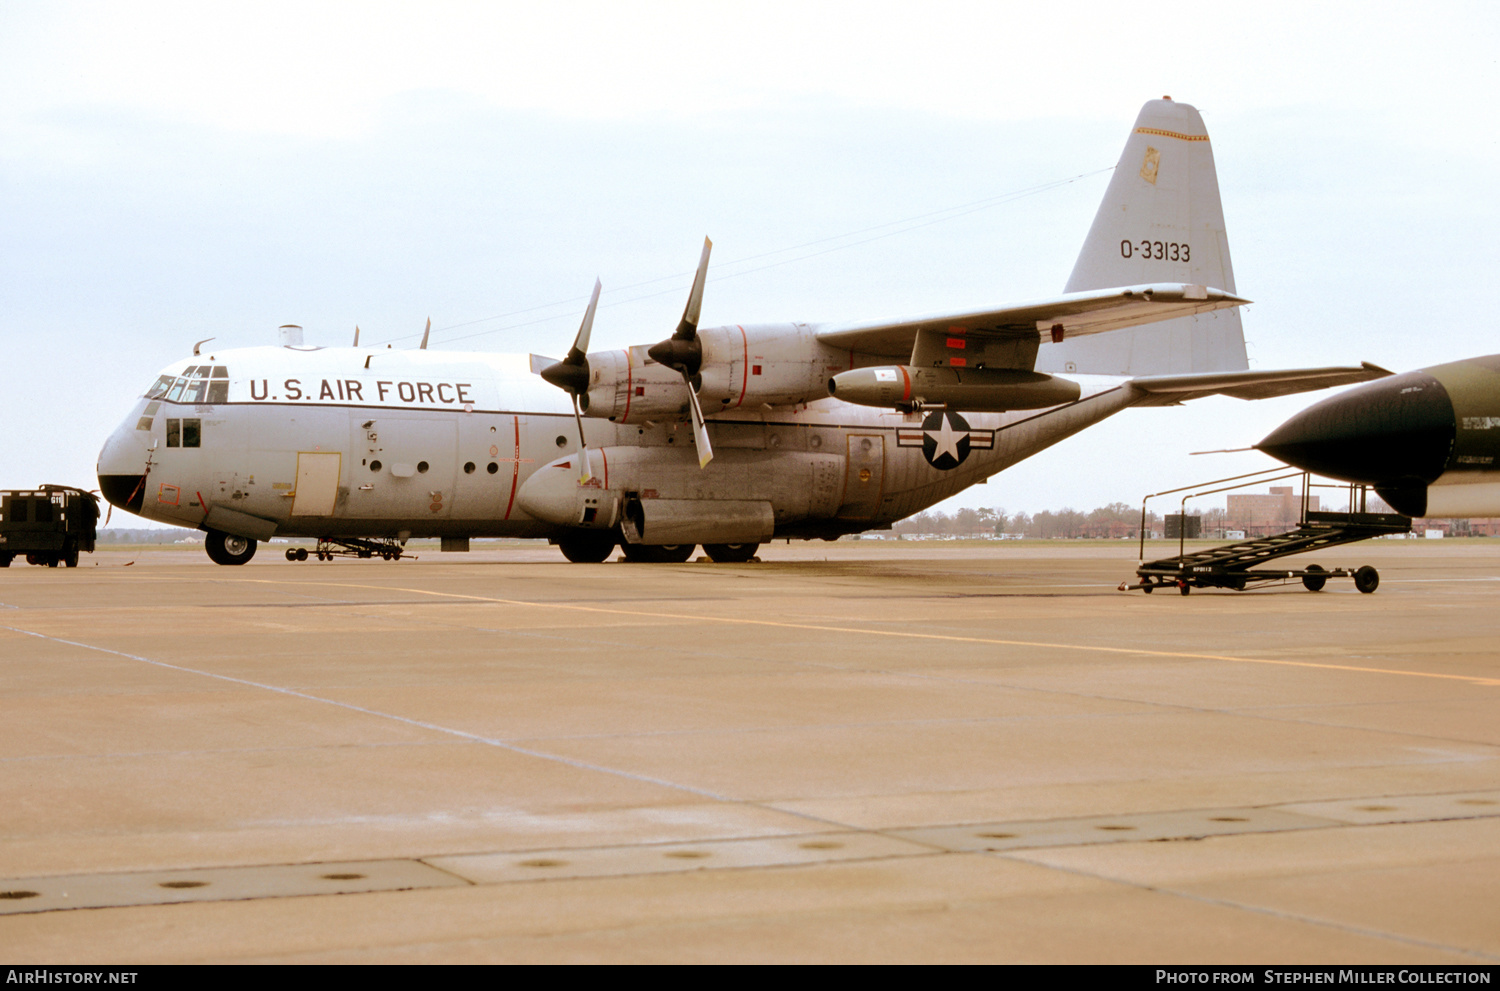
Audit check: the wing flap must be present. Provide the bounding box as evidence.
[815,284,1248,361]
[1130,363,1393,405]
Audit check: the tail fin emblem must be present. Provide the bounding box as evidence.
[1139,146,1161,185]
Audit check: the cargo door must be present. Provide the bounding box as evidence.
[291,452,341,516]
[837,433,885,520]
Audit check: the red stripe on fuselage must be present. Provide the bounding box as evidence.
[503,415,521,520]
[736,325,749,409]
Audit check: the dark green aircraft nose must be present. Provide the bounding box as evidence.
[1255,370,1455,485]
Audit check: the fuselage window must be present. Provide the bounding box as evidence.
[464,462,476,474]
[166,419,180,447]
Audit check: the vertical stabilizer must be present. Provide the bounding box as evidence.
[1037,98,1249,376]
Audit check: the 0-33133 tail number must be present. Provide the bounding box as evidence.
[1120,239,1190,262]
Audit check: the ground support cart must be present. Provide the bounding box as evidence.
[1123,511,1411,595]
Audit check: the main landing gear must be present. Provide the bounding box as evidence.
[205,530,257,566]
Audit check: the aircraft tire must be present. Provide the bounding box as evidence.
[704,543,758,563]
[556,532,616,563]
[1301,564,1327,592]
[205,530,257,566]
[1354,566,1380,594]
[620,543,696,564]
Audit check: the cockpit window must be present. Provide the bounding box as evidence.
[148,367,230,403]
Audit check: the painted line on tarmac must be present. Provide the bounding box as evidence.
[0,623,737,803]
[233,577,1500,688]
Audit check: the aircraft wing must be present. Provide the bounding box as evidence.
[814,284,1248,360]
[1129,363,1393,405]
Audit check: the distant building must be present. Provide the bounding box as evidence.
[1225,486,1318,537]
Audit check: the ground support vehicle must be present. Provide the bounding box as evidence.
[0,486,100,568]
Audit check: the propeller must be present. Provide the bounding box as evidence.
[540,279,602,483]
[648,237,714,468]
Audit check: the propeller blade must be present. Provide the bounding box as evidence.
[684,375,714,469]
[540,279,601,396]
[529,353,560,375]
[649,239,712,375]
[353,325,360,347]
[674,237,712,341]
[570,279,602,360]
[419,317,431,350]
[572,397,592,483]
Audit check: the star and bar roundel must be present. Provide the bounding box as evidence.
[897,411,995,470]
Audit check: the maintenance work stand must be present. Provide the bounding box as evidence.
[1121,470,1412,595]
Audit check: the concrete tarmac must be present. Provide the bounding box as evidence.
[2,539,1498,963]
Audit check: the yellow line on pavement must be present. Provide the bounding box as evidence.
[232,578,1500,688]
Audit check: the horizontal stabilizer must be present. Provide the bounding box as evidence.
[1130,362,1393,405]
[817,283,1247,362]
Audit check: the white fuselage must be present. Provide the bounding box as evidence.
[96,342,1138,545]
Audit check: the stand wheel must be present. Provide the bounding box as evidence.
[1354,566,1380,594]
[1141,582,1154,594]
[1178,581,1191,596]
[295,547,309,562]
[286,548,298,561]
[1301,564,1327,592]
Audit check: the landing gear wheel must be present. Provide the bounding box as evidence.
[1301,564,1327,592]
[556,531,616,563]
[620,543,696,563]
[1354,565,1380,594]
[205,530,257,566]
[704,543,759,563]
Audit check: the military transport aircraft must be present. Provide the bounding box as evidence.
[1257,354,1500,518]
[96,97,1388,565]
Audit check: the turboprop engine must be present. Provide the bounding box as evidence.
[579,324,844,421]
[828,365,1081,412]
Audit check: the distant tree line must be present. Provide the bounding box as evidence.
[889,502,1179,538]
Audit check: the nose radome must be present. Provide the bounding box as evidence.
[1255,370,1455,485]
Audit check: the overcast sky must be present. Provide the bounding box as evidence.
[4,1,1499,523]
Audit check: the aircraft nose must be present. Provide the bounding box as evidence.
[97,417,151,513]
[1255,370,1455,484]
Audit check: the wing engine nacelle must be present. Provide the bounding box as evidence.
[828,366,1081,412]
[582,324,849,421]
